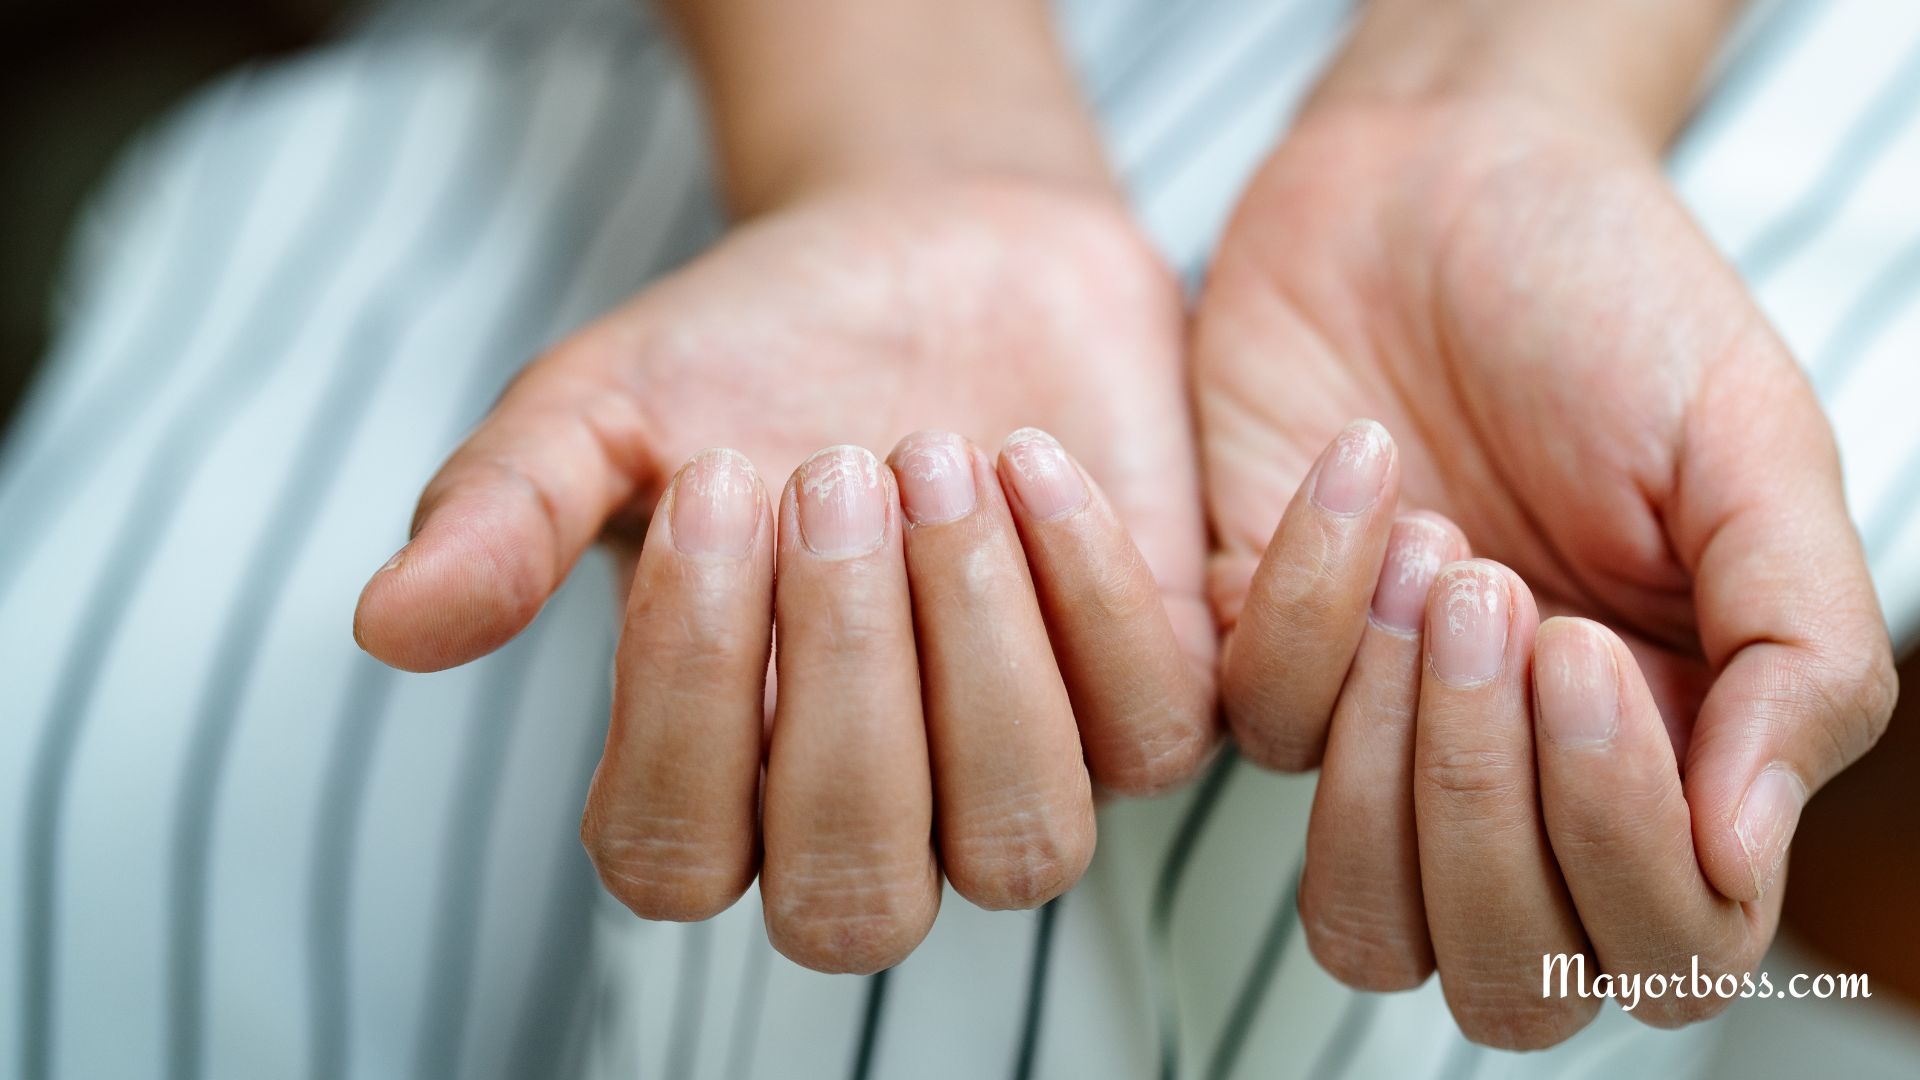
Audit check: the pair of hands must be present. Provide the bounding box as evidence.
[353,96,1896,1047]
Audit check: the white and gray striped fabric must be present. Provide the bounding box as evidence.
[1,0,1915,1078]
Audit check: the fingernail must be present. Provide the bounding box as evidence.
[1001,428,1088,520]
[1310,420,1391,515]
[891,431,976,526]
[671,448,761,557]
[1536,620,1619,746]
[1427,562,1509,687]
[1369,517,1451,633]
[795,445,887,557]
[1736,765,1807,899]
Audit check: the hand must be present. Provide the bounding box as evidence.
[1196,97,1897,1047]
[352,176,1216,972]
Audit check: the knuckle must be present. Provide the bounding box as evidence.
[580,805,751,922]
[765,851,938,974]
[1076,559,1161,630]
[1769,641,1899,769]
[1087,721,1215,796]
[1547,774,1685,863]
[816,603,905,657]
[622,594,754,671]
[1418,746,1530,810]
[1299,883,1432,992]
[942,797,1095,910]
[1225,700,1326,773]
[1846,644,1899,750]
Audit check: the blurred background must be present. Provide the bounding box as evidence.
[0,0,345,434]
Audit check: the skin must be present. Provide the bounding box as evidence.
[354,0,1214,975]
[349,0,1902,1047]
[1204,0,1898,1049]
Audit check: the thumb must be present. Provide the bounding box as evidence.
[354,342,660,671]
[1675,346,1898,903]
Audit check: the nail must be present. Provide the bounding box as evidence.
[1427,562,1509,687]
[794,445,888,557]
[1369,517,1451,633]
[1310,419,1391,515]
[1535,620,1619,746]
[1001,428,1088,520]
[671,448,761,558]
[891,431,976,526]
[1736,765,1807,899]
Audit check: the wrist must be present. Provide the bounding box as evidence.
[1302,0,1745,151]
[663,0,1114,218]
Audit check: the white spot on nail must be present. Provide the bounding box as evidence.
[800,445,879,498]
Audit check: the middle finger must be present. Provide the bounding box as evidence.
[761,445,940,974]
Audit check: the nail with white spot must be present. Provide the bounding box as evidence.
[1427,561,1509,687]
[891,431,976,526]
[1001,428,1087,521]
[794,445,887,557]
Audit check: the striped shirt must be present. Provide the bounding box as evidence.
[2,0,1917,1077]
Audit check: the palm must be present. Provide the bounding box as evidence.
[571,179,1210,646]
[1197,102,1798,730]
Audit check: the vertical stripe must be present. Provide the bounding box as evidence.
[1123,0,1332,198]
[16,48,407,1080]
[1010,898,1062,1080]
[1203,852,1304,1080]
[299,35,560,1080]
[1735,30,1920,282]
[502,679,615,1080]
[0,80,237,510]
[721,927,773,1080]
[1087,0,1208,108]
[1867,438,1920,564]
[1304,992,1378,1079]
[411,627,548,1080]
[1435,1037,1481,1080]
[306,660,391,1080]
[1812,232,1920,401]
[661,920,714,1079]
[1669,0,1822,176]
[1821,232,1920,561]
[301,25,672,1078]
[0,76,272,602]
[1149,748,1240,1080]
[160,40,557,1080]
[848,970,892,1080]
[400,36,662,1078]
[296,25,664,1077]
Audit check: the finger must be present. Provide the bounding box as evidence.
[1221,420,1400,771]
[1533,617,1777,1028]
[354,346,657,671]
[1415,560,1596,1049]
[1672,368,1898,902]
[580,450,773,921]
[761,445,939,974]
[996,427,1214,796]
[888,431,1095,909]
[1300,512,1465,991]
